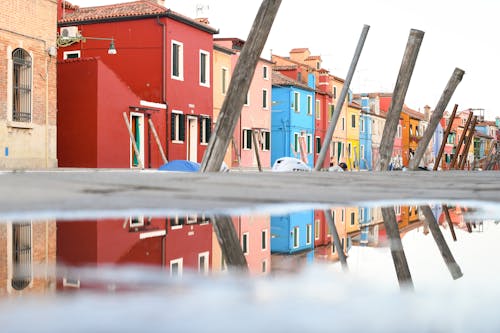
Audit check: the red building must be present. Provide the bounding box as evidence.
[56,1,218,168]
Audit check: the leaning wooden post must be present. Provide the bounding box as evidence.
[314,24,370,171]
[433,104,458,170]
[324,209,348,270]
[410,69,465,170]
[251,130,263,172]
[458,116,477,170]
[381,206,414,289]
[148,118,168,164]
[200,0,282,172]
[122,112,144,169]
[211,215,248,271]
[420,205,463,280]
[442,205,457,241]
[450,111,473,169]
[377,29,425,171]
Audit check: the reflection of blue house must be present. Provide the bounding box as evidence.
[271,72,316,168]
[271,210,314,254]
[359,95,372,170]
[359,207,371,245]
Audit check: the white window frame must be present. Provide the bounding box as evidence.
[306,224,312,245]
[293,226,299,248]
[294,132,300,153]
[307,134,312,154]
[242,232,249,255]
[360,118,365,132]
[261,130,270,151]
[170,258,183,277]
[351,114,356,128]
[359,208,364,221]
[314,219,320,240]
[63,50,81,59]
[293,92,300,113]
[261,229,268,251]
[129,216,144,228]
[200,116,210,145]
[307,95,312,115]
[199,49,210,87]
[221,67,228,95]
[360,144,365,160]
[171,40,184,81]
[171,110,184,143]
[242,128,252,150]
[263,65,269,79]
[315,100,321,119]
[198,251,209,275]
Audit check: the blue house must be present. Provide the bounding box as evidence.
[359,95,372,170]
[271,210,315,254]
[433,122,444,163]
[271,71,316,168]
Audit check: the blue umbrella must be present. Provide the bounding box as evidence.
[158,160,200,172]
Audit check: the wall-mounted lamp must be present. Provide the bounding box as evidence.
[56,30,117,55]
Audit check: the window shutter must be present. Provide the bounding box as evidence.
[179,114,185,141]
[199,116,203,143]
[170,113,176,140]
[206,117,212,141]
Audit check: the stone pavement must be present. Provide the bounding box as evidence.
[0,169,499,220]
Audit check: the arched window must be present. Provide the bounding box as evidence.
[12,48,32,122]
[11,222,32,290]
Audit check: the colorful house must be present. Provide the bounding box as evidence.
[401,105,425,167]
[358,96,373,170]
[346,101,361,170]
[271,210,315,254]
[1,0,58,169]
[271,71,315,167]
[214,38,273,170]
[56,0,218,168]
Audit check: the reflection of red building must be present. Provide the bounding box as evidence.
[57,216,213,289]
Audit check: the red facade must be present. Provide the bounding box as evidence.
[57,1,217,168]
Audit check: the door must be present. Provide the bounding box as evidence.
[187,116,198,162]
[130,113,144,168]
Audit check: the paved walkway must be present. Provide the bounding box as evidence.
[1,169,499,220]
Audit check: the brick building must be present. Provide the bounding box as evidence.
[0,0,58,169]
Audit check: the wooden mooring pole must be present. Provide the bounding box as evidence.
[148,118,168,164]
[410,69,465,170]
[211,215,248,271]
[324,209,348,270]
[420,205,463,280]
[449,111,473,169]
[381,206,414,290]
[200,0,282,172]
[442,205,457,241]
[433,104,458,170]
[458,116,478,170]
[252,130,263,172]
[315,24,370,171]
[377,29,424,171]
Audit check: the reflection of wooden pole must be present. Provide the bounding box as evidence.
[458,116,477,170]
[148,118,168,164]
[123,112,144,169]
[251,130,263,172]
[315,24,370,170]
[442,205,457,241]
[378,29,425,171]
[450,111,473,169]
[420,205,463,280]
[410,68,464,170]
[211,215,248,271]
[434,105,458,170]
[381,206,413,289]
[324,209,348,270]
[201,0,282,172]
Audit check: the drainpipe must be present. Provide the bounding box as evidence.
[156,16,168,161]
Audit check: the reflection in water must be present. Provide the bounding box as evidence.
[0,205,497,295]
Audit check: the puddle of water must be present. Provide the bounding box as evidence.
[1,203,500,332]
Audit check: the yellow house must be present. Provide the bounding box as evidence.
[329,75,348,166]
[346,101,361,170]
[212,44,234,168]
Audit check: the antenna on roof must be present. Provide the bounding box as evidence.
[196,3,209,18]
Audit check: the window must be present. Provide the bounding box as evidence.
[350,212,355,226]
[221,67,228,94]
[394,206,401,215]
[293,92,300,112]
[307,134,312,154]
[297,72,302,82]
[360,118,365,132]
[262,260,267,273]
[242,233,249,254]
[171,112,185,142]
[63,50,80,59]
[261,229,268,250]
[11,222,32,290]
[171,41,184,80]
[199,116,212,144]
[360,145,365,160]
[294,132,300,152]
[329,104,335,121]
[242,129,252,150]
[333,86,337,99]
[129,216,144,228]
[293,226,299,248]
[170,258,183,277]
[263,65,269,79]
[410,124,413,136]
[347,143,352,158]
[307,95,312,115]
[199,50,210,86]
[341,209,345,222]
[262,89,268,109]
[171,215,185,229]
[261,131,270,151]
[315,100,321,119]
[314,219,320,240]
[315,137,321,154]
[306,224,312,245]
[397,124,402,138]
[244,92,249,106]
[351,114,356,128]
[12,48,32,122]
[359,208,364,221]
[341,118,345,130]
[198,252,209,275]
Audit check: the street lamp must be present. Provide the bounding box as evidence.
[56,32,117,55]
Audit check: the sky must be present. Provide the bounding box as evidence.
[69,0,500,120]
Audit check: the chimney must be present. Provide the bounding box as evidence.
[424,105,431,121]
[147,0,165,7]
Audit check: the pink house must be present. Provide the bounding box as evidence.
[214,38,272,170]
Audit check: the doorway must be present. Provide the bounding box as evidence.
[130,113,144,168]
[187,116,198,162]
